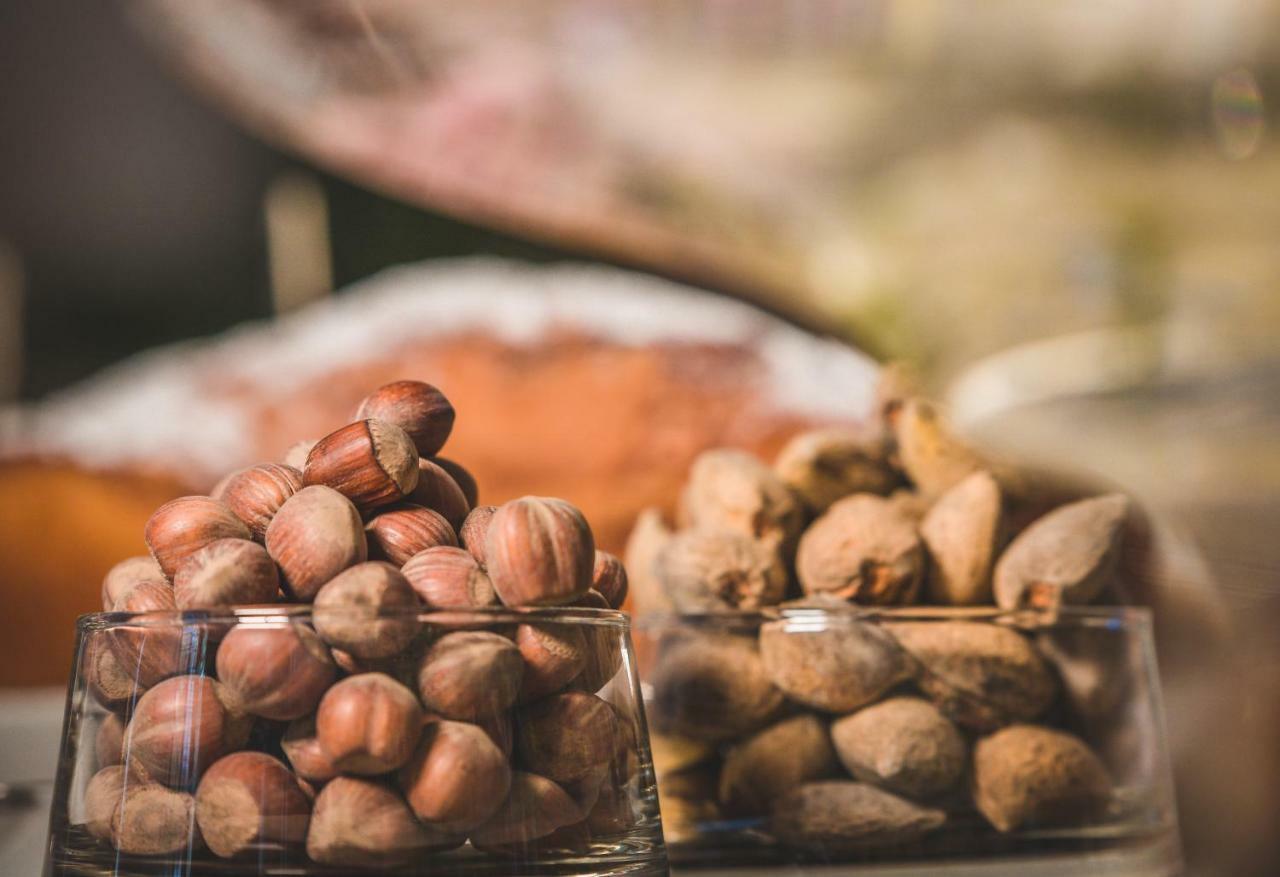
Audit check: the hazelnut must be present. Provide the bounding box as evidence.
[516,623,586,702]
[100,555,165,610]
[648,732,715,779]
[218,463,304,540]
[306,777,462,866]
[796,494,925,604]
[469,772,582,847]
[623,507,675,615]
[315,672,423,774]
[759,615,915,713]
[591,550,629,610]
[993,493,1129,612]
[172,538,280,610]
[433,456,478,507]
[265,485,367,601]
[416,631,523,721]
[477,711,515,758]
[657,764,721,844]
[972,724,1112,832]
[774,428,899,514]
[313,562,421,659]
[888,621,1057,731]
[281,439,317,471]
[82,765,126,839]
[85,636,144,712]
[655,528,787,611]
[719,715,839,817]
[354,380,455,457]
[406,458,471,531]
[893,398,985,499]
[303,419,419,513]
[681,448,804,554]
[195,752,312,858]
[516,691,621,783]
[365,503,457,566]
[572,590,624,693]
[398,720,511,832]
[920,471,1003,605]
[107,581,185,688]
[281,716,338,784]
[401,546,496,609]
[145,496,252,580]
[885,488,933,522]
[831,697,966,800]
[95,713,126,768]
[111,783,201,855]
[649,634,783,743]
[769,781,946,850]
[486,496,595,606]
[458,505,497,566]
[216,622,337,720]
[123,676,252,787]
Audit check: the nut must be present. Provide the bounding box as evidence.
[303,419,420,512]
[407,459,471,531]
[892,399,985,499]
[591,550,629,609]
[759,615,915,713]
[718,714,838,817]
[920,471,1002,605]
[281,439,317,471]
[433,456,478,507]
[265,485,367,601]
[993,493,1129,612]
[313,562,421,659]
[315,672,423,775]
[972,724,1112,832]
[95,713,125,768]
[123,676,252,787]
[107,581,184,688]
[469,771,582,847]
[889,621,1057,731]
[516,691,621,783]
[649,634,783,743]
[172,538,280,610]
[216,622,337,720]
[655,528,787,611]
[885,488,932,522]
[831,697,966,799]
[624,507,675,615]
[145,496,251,580]
[306,776,462,866]
[486,497,595,606]
[769,781,946,850]
[365,503,458,566]
[111,783,201,855]
[195,752,312,858]
[516,623,586,702]
[401,546,496,609]
[571,589,623,693]
[415,631,523,721]
[458,505,497,566]
[82,765,126,840]
[657,764,720,843]
[681,449,804,553]
[398,720,511,832]
[218,463,304,540]
[100,555,165,610]
[796,494,925,604]
[85,635,144,712]
[774,428,899,514]
[281,716,338,784]
[354,380,455,457]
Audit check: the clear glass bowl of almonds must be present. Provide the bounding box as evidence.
[634,605,1180,874]
[46,605,667,876]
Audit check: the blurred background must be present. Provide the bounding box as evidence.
[2,1,1279,874]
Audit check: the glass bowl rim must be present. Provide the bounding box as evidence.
[77,604,630,631]
[633,604,1152,631]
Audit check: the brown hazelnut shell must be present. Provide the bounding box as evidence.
[365,504,457,566]
[219,463,304,540]
[355,380,455,457]
[265,485,367,601]
[303,419,419,513]
[145,496,251,580]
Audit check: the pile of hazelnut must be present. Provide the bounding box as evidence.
[77,381,639,867]
[627,377,1134,851]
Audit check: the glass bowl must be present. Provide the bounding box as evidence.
[44,606,667,876]
[634,606,1180,875]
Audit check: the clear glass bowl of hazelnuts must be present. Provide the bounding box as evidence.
[44,382,668,877]
[626,392,1183,874]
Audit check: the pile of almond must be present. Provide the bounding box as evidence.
[77,381,641,867]
[628,376,1133,849]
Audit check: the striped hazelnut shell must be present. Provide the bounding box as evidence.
[219,463,304,540]
[365,504,457,567]
[355,381,455,457]
[266,485,367,602]
[145,496,251,580]
[173,538,280,610]
[407,459,471,531]
[401,546,495,609]
[485,497,595,607]
[304,419,419,513]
